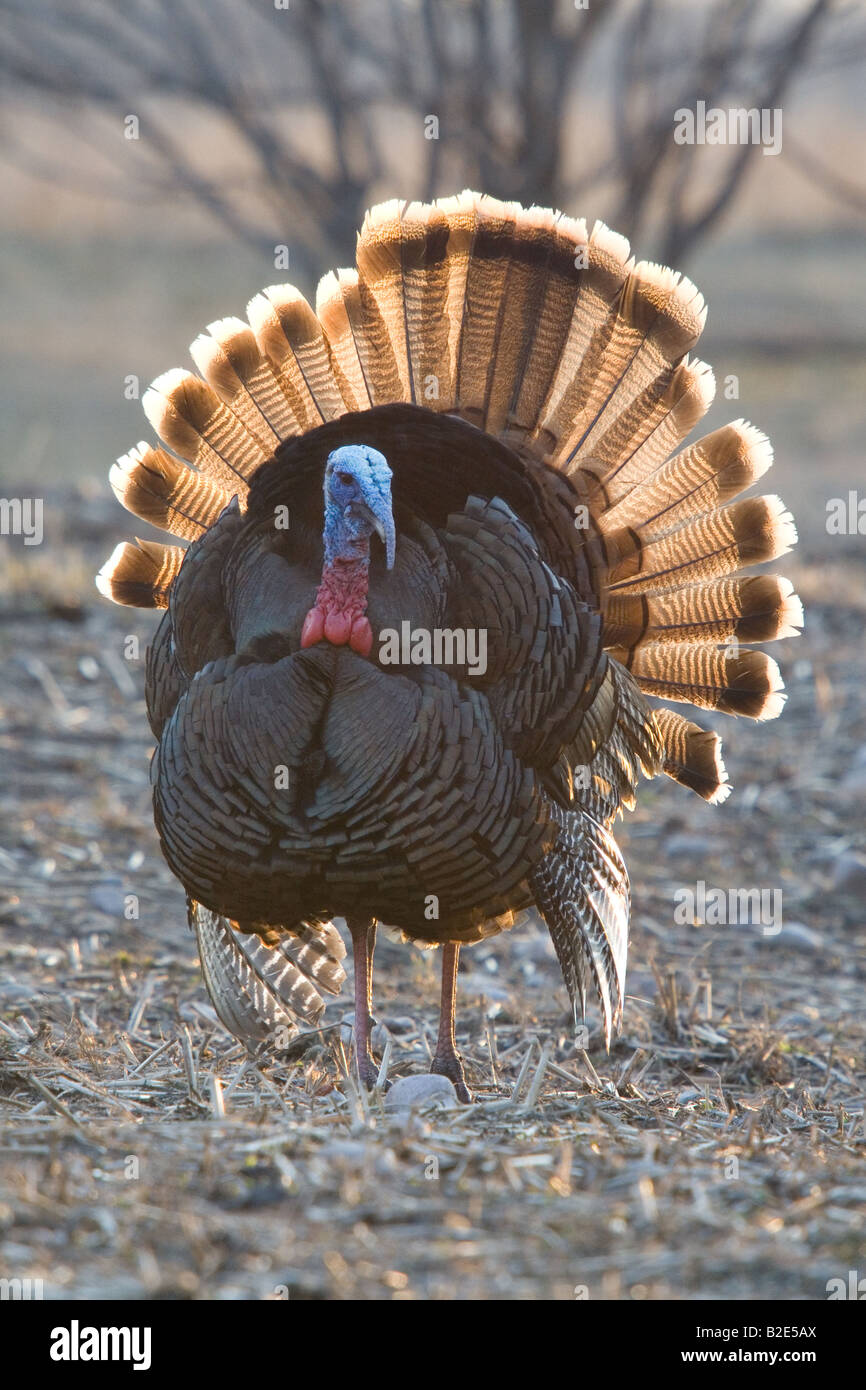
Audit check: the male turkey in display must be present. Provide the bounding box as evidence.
[97,192,801,1101]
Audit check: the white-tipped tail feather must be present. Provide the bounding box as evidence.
[96,538,185,608]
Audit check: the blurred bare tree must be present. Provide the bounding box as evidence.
[0,0,863,274]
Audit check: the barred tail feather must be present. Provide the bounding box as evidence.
[190,317,299,442]
[605,575,804,651]
[557,263,706,472]
[141,368,268,491]
[614,642,786,720]
[502,212,589,449]
[605,495,797,593]
[316,270,374,412]
[109,442,231,541]
[190,902,346,1052]
[531,808,630,1047]
[96,538,184,608]
[652,708,731,804]
[246,285,346,427]
[599,420,773,535]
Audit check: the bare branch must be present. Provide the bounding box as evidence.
[0,0,857,273]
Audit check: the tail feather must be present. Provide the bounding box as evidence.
[531,807,630,1046]
[531,220,634,459]
[502,212,589,448]
[605,495,797,593]
[95,538,185,608]
[349,212,411,405]
[356,198,415,404]
[614,642,786,720]
[599,420,772,535]
[141,368,262,492]
[190,902,347,1051]
[110,442,231,540]
[578,357,716,507]
[434,189,479,408]
[605,574,804,651]
[476,203,559,436]
[246,285,345,427]
[559,262,706,471]
[652,708,731,804]
[190,317,298,442]
[400,200,457,410]
[316,269,374,412]
[453,194,521,429]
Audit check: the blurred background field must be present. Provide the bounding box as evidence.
[0,0,864,1301]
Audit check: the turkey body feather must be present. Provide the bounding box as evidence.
[97,192,801,1088]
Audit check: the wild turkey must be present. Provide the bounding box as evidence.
[97,192,801,1100]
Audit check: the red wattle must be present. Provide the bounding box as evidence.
[324,610,352,645]
[350,616,373,656]
[308,560,373,657]
[300,606,325,648]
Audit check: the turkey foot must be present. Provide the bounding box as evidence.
[348,915,379,1090]
[430,1048,472,1104]
[356,1053,380,1091]
[431,942,472,1102]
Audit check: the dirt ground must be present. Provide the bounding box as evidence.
[0,472,864,1303]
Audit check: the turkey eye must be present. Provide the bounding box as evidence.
[337,471,353,486]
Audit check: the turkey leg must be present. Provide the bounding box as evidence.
[430,942,471,1102]
[347,916,379,1089]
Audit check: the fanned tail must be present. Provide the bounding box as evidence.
[99,190,801,805]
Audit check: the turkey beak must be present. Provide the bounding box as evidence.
[376,511,396,570]
[356,500,396,570]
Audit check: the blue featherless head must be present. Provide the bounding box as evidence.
[322,445,395,569]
